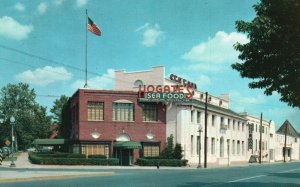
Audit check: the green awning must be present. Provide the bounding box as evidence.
[114,141,142,149]
[32,139,71,145]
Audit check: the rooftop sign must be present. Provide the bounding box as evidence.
[169,74,197,90]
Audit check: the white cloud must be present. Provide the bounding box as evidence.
[71,69,115,90]
[76,0,88,7]
[135,23,164,47]
[14,2,25,12]
[53,0,64,6]
[196,75,212,86]
[0,16,33,40]
[15,66,73,86]
[37,2,48,15]
[182,31,249,64]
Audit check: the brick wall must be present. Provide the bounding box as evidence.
[70,89,166,155]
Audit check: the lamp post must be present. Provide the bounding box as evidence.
[197,124,203,168]
[10,116,16,167]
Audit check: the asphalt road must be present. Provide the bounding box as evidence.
[1,162,300,187]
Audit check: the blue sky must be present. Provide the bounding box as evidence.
[0,0,299,130]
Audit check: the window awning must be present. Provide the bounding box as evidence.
[114,141,142,149]
[32,139,71,145]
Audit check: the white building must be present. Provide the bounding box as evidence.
[114,66,299,166]
[274,120,300,161]
[240,112,276,163]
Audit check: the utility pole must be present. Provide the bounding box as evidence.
[284,122,287,163]
[259,112,262,164]
[204,92,208,168]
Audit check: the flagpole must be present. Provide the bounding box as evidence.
[84,9,88,88]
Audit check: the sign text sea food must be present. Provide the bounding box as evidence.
[144,92,189,102]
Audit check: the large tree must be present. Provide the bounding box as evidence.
[0,83,51,150]
[50,95,69,125]
[232,0,300,107]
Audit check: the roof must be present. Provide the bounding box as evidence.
[32,139,72,145]
[178,99,247,121]
[276,120,299,138]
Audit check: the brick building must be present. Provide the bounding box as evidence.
[69,89,166,165]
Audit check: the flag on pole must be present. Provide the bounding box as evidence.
[88,17,101,36]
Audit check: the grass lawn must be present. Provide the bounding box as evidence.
[3,152,20,161]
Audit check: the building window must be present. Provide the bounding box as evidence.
[191,135,194,155]
[233,120,235,130]
[134,80,143,88]
[191,110,195,123]
[238,122,240,131]
[88,102,104,121]
[242,123,244,131]
[228,119,231,129]
[142,103,157,122]
[237,141,240,155]
[212,115,215,127]
[211,138,215,155]
[232,140,235,154]
[295,138,298,143]
[242,141,244,155]
[197,111,201,124]
[113,103,134,121]
[81,144,109,157]
[143,144,159,157]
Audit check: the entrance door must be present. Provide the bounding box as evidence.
[116,149,133,166]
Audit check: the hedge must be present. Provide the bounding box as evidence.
[136,158,188,167]
[34,152,86,158]
[88,154,107,159]
[29,152,119,165]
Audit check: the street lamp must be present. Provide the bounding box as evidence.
[197,124,203,168]
[10,116,16,167]
[90,129,101,140]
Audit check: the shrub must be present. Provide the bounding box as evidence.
[136,158,188,167]
[28,152,119,165]
[88,155,107,159]
[173,143,183,159]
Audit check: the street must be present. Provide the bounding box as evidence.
[0,162,300,187]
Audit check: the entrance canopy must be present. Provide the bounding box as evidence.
[114,141,142,149]
[32,139,71,145]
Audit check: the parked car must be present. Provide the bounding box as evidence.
[1,147,11,157]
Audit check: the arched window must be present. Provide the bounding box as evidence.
[133,80,143,88]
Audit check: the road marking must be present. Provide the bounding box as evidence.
[228,175,266,183]
[279,168,300,173]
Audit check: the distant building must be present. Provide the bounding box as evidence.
[275,120,300,161]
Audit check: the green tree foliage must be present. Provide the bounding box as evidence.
[60,99,72,139]
[0,83,51,150]
[161,134,174,159]
[50,95,69,125]
[232,0,300,107]
[173,143,183,159]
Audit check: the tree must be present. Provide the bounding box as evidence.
[161,134,174,159]
[50,95,69,125]
[60,99,72,139]
[232,0,300,107]
[173,143,183,159]
[0,83,51,150]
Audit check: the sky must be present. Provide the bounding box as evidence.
[0,0,299,131]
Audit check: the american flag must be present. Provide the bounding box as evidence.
[88,17,101,36]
